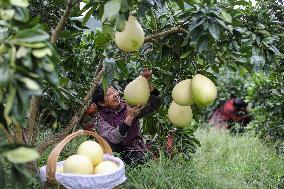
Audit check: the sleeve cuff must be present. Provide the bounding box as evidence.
[118,122,130,136]
[150,88,160,96]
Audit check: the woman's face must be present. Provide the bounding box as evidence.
[103,87,120,109]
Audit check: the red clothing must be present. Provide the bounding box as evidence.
[209,98,249,128]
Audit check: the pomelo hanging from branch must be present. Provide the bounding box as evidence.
[191,74,217,106]
[172,79,193,106]
[123,76,150,106]
[115,15,145,52]
[168,101,193,128]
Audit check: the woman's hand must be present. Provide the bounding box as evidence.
[142,67,154,92]
[142,67,152,81]
[124,104,145,126]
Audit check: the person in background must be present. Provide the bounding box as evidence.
[85,68,161,165]
[209,97,252,131]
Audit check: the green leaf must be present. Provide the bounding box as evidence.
[82,5,97,27]
[268,45,280,55]
[116,14,126,32]
[0,44,7,55]
[93,30,112,49]
[42,61,55,72]
[13,42,47,48]
[4,86,16,124]
[102,0,122,22]
[0,9,15,20]
[78,2,93,16]
[250,55,265,65]
[209,22,220,40]
[13,7,29,22]
[233,0,250,6]
[215,18,227,29]
[184,0,201,4]
[120,0,129,13]
[45,72,59,86]
[197,36,208,53]
[4,147,39,164]
[16,47,30,58]
[180,51,191,59]
[102,58,118,92]
[10,46,16,68]
[17,77,42,94]
[10,0,29,7]
[0,63,11,85]
[55,93,69,110]
[221,11,232,23]
[189,18,204,33]
[190,27,203,45]
[16,28,49,43]
[239,65,248,76]
[32,48,52,58]
[176,0,185,10]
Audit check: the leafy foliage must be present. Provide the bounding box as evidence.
[0,0,59,128]
[0,0,56,188]
[246,65,284,147]
[0,0,283,187]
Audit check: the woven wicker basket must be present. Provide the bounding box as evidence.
[40,130,126,189]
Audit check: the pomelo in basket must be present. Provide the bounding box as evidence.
[77,140,104,166]
[63,155,93,175]
[93,160,119,175]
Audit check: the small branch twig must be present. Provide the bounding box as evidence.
[144,27,187,43]
[36,64,105,154]
[12,123,25,144]
[51,0,74,44]
[27,96,39,145]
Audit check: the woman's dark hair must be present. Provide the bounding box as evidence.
[92,84,105,107]
[233,98,247,110]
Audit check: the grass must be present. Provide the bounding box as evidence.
[120,128,284,189]
[2,128,284,189]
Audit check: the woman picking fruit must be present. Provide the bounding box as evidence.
[86,68,161,165]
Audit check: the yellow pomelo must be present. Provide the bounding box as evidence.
[77,140,104,166]
[124,76,150,105]
[191,74,217,106]
[93,160,119,175]
[172,79,193,106]
[168,101,193,128]
[63,155,93,175]
[115,15,145,52]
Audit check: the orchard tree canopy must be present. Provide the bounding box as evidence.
[0,0,283,187]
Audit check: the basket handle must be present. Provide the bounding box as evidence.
[46,130,112,183]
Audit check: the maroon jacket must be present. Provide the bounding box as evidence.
[89,91,161,151]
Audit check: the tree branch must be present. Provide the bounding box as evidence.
[0,124,13,143]
[12,123,25,144]
[144,27,187,43]
[26,96,39,145]
[50,0,74,44]
[36,64,105,154]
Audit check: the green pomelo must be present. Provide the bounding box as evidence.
[172,79,193,106]
[124,76,150,105]
[168,101,193,128]
[115,15,145,52]
[191,74,217,106]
